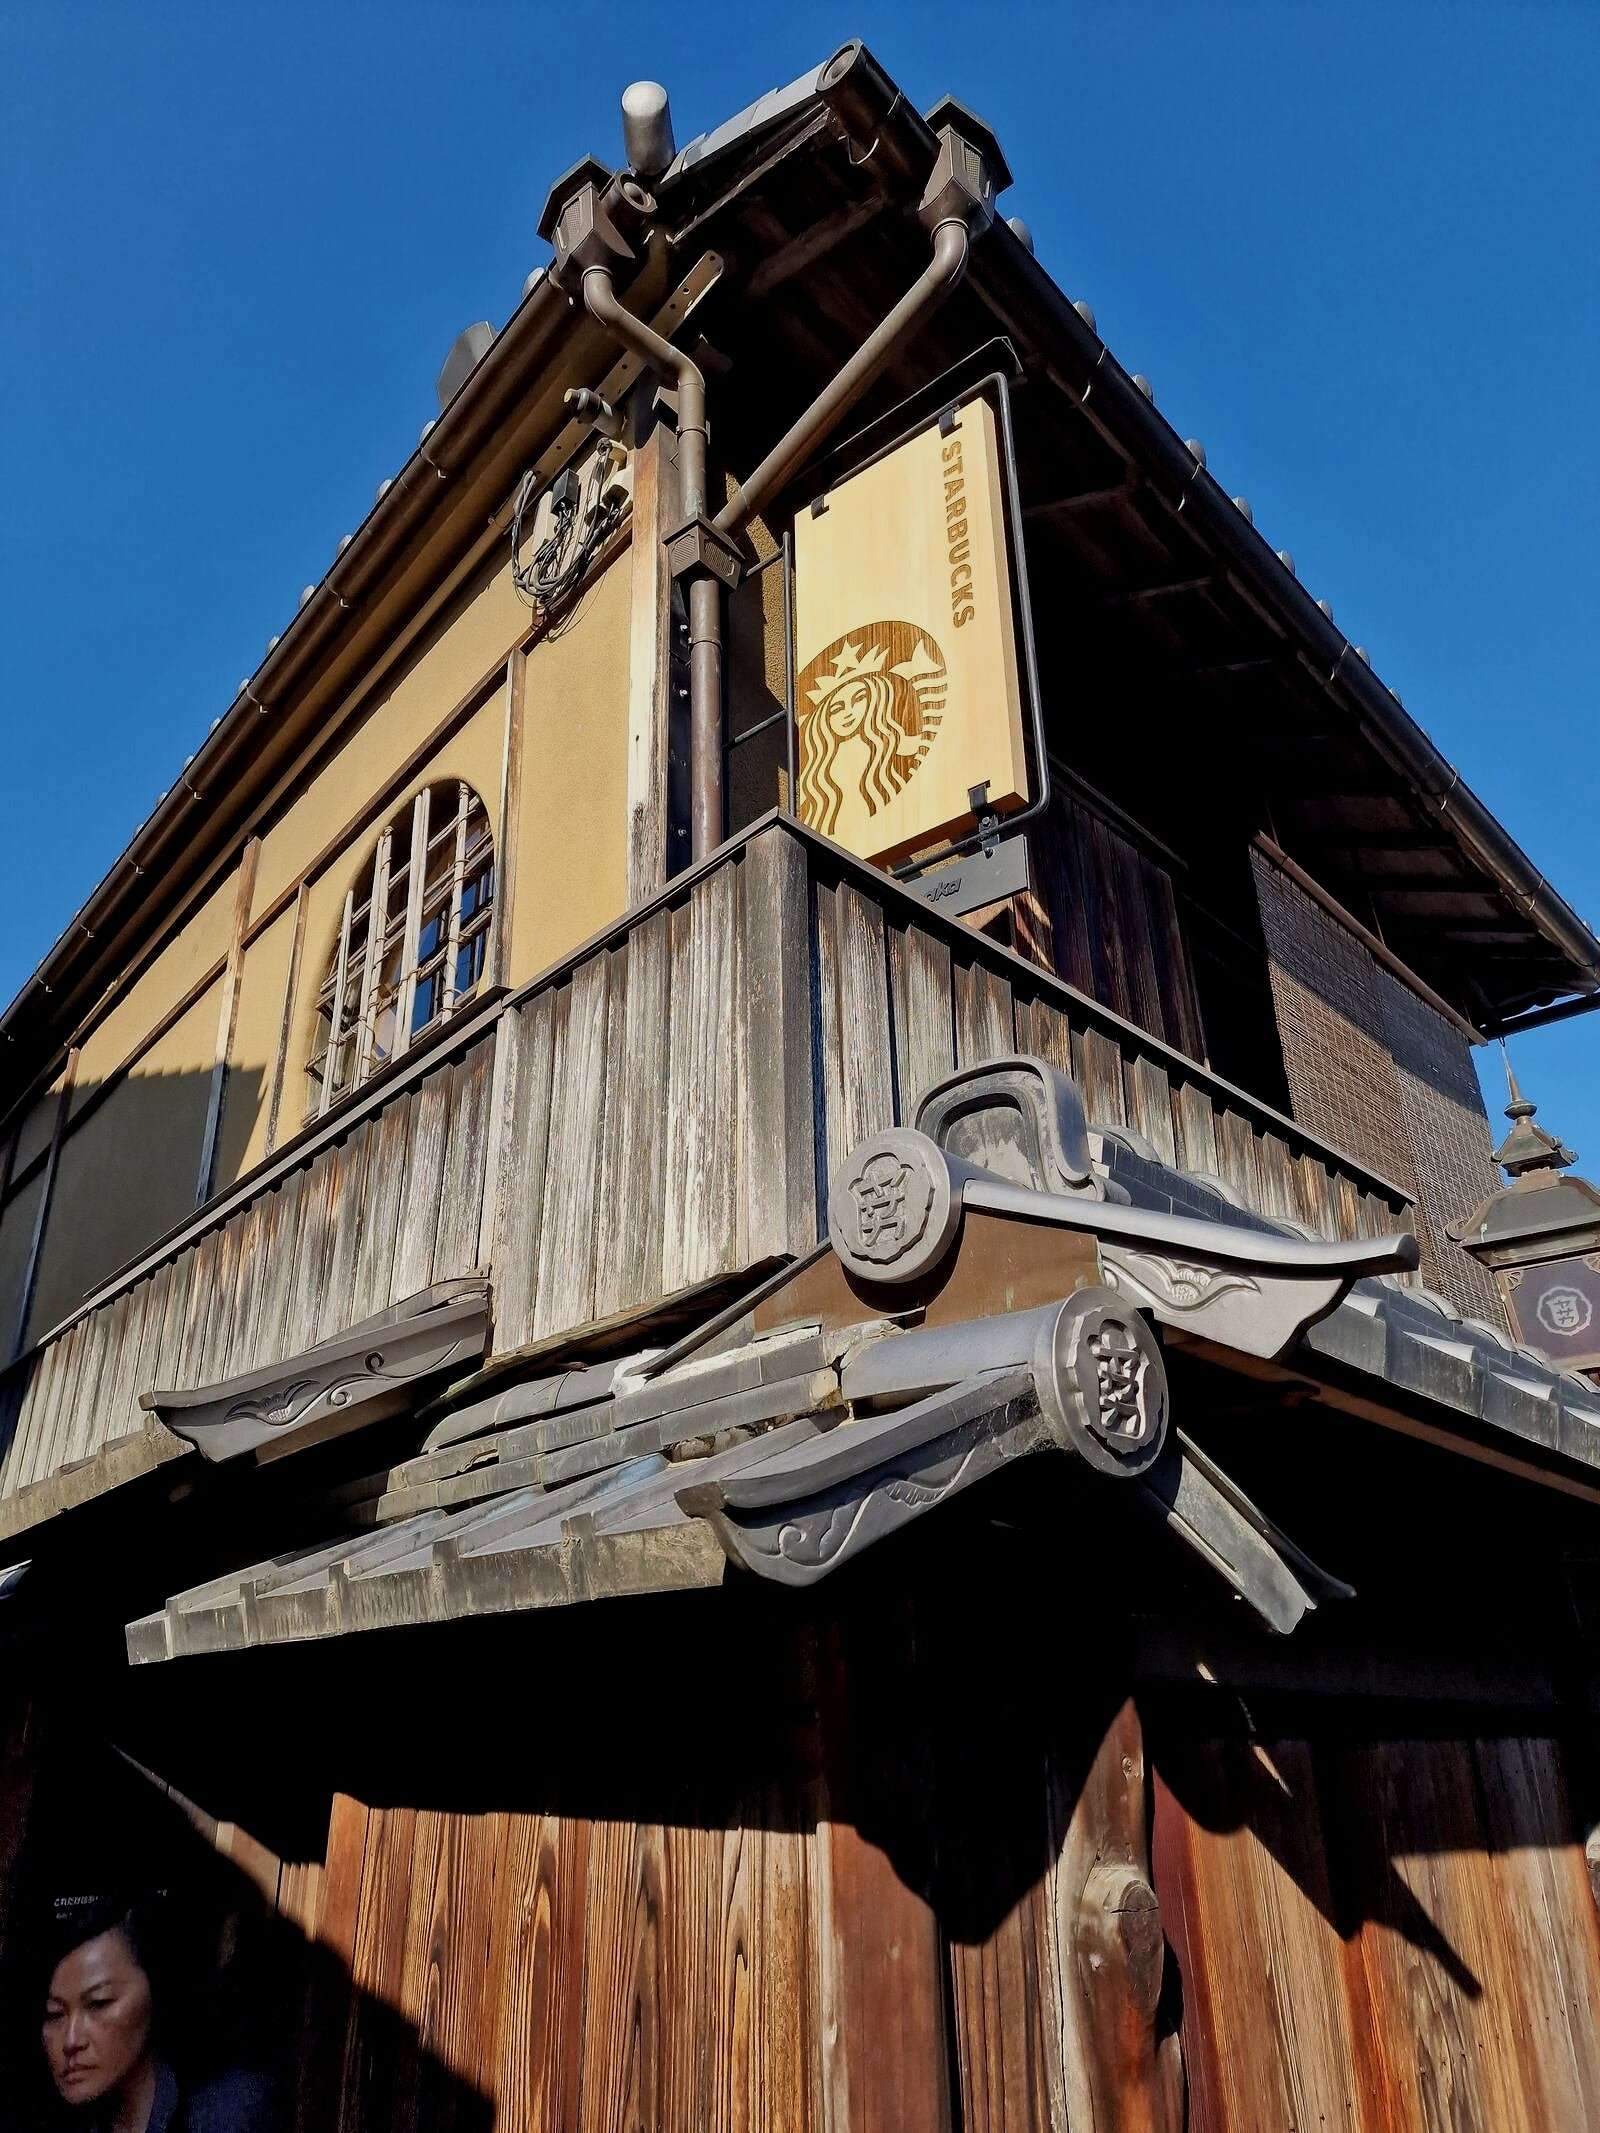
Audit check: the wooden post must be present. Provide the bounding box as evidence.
[262,882,309,1157]
[1044,1696,1185,2133]
[493,650,526,987]
[10,1047,78,1361]
[740,822,820,1261]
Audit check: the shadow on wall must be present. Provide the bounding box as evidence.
[120,1482,1599,1964]
[8,1457,1598,2125]
[0,1681,493,2133]
[8,1064,266,1354]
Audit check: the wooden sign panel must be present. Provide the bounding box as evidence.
[793,399,1030,865]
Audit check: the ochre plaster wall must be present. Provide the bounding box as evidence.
[7,1080,64,1183]
[68,872,236,1117]
[213,904,299,1190]
[10,535,637,1357]
[250,563,525,925]
[507,551,632,986]
[27,984,222,1341]
[0,1169,45,1352]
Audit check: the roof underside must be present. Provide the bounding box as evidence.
[664,76,1598,1029]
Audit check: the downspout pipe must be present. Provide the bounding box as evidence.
[548,105,1002,863]
[577,262,724,861]
[715,215,971,544]
[694,208,971,858]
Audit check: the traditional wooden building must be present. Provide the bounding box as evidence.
[4,43,1600,2132]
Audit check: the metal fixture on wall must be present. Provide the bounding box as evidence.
[537,49,1006,864]
[510,421,629,615]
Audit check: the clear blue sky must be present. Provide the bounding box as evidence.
[3,2,1595,1163]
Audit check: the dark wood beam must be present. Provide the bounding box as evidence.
[1024,482,1136,518]
[1101,573,1215,608]
[1290,828,1459,854]
[1486,991,1600,1039]
[1189,656,1279,678]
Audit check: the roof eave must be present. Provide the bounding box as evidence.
[962,230,1600,1013]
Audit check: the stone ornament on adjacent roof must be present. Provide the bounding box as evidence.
[1448,1061,1600,1374]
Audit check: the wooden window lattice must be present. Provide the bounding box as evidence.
[306,782,494,1117]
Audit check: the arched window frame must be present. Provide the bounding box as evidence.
[306,781,495,1117]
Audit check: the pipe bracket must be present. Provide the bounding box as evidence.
[664,513,744,592]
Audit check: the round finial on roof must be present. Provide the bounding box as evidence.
[267,635,281,652]
[1276,549,1295,575]
[622,81,676,180]
[1133,374,1154,401]
[376,478,394,502]
[1355,645,1371,664]
[1232,496,1253,523]
[1316,597,1334,621]
[420,420,436,444]
[1073,299,1097,332]
[1185,438,1206,467]
[1005,214,1034,253]
[523,266,545,300]
[298,585,316,609]
[337,534,354,555]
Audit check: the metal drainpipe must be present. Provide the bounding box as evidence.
[567,106,995,862]
[577,264,722,859]
[581,218,972,861]
[716,216,971,544]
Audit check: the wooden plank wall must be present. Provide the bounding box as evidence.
[1151,1718,1600,2133]
[1017,783,1205,1062]
[271,1543,1181,2133]
[812,855,1408,1245]
[129,1546,1597,2133]
[13,1516,1598,2133]
[0,821,1407,1514]
[487,827,816,1352]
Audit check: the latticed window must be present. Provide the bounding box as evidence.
[306,782,495,1116]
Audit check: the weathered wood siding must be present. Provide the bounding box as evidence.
[1152,1716,1600,2132]
[810,851,1407,1245]
[487,826,816,1352]
[1017,782,1205,1061]
[15,1539,1595,2132]
[0,819,1409,1523]
[0,1033,497,1508]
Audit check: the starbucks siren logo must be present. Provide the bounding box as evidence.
[796,624,948,837]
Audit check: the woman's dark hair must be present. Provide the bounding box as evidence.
[40,1892,176,2040]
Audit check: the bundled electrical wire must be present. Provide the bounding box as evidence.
[510,444,626,616]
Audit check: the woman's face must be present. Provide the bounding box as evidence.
[43,1928,154,2108]
[824,677,872,739]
